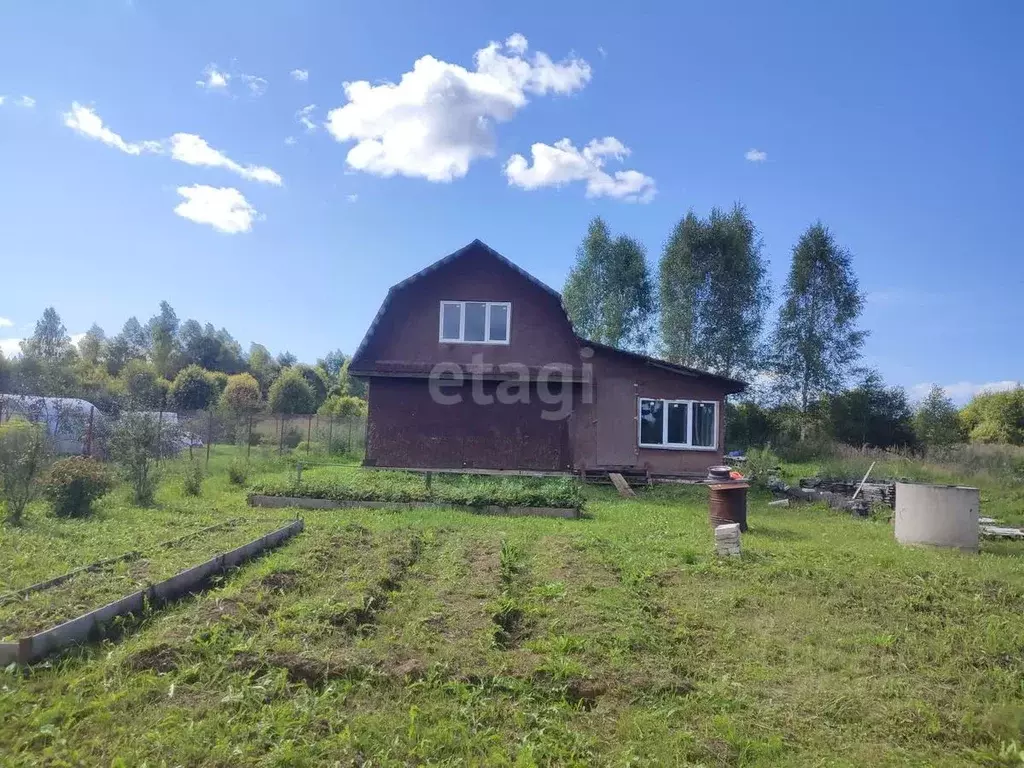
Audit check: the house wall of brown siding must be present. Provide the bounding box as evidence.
[365,377,573,472]
[573,346,728,475]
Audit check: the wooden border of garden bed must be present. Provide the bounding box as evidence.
[0,520,304,666]
[248,494,580,519]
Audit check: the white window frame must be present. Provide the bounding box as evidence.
[438,301,512,345]
[637,397,718,451]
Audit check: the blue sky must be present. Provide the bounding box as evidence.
[1,0,1021,402]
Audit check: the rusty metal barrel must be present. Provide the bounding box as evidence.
[708,482,749,532]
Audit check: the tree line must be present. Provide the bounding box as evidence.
[563,210,1022,452]
[0,303,367,418]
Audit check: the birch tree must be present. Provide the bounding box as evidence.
[770,222,866,411]
[658,204,769,377]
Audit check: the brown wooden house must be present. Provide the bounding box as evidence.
[349,240,746,477]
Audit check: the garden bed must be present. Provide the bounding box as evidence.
[249,466,585,511]
[0,518,289,641]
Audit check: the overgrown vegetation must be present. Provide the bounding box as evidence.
[227,459,248,486]
[181,461,204,497]
[250,466,586,510]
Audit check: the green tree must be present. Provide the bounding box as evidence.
[914,385,963,450]
[770,222,866,411]
[340,357,367,399]
[317,349,347,379]
[77,323,107,367]
[247,343,280,395]
[318,394,368,418]
[220,372,263,418]
[147,301,179,378]
[825,370,916,449]
[119,359,169,409]
[17,308,78,394]
[960,387,1024,445]
[169,364,218,411]
[658,204,769,377]
[0,352,11,393]
[276,351,298,367]
[0,419,49,524]
[563,217,655,350]
[295,363,329,407]
[106,317,148,376]
[268,368,316,414]
[20,307,73,362]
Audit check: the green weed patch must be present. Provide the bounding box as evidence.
[250,466,585,510]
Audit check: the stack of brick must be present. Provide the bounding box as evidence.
[714,523,741,557]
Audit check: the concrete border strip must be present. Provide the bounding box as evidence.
[1,519,303,666]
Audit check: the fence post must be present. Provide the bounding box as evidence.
[155,407,164,466]
[206,409,213,468]
[246,415,253,462]
[84,406,94,457]
[278,415,284,455]
[306,415,312,455]
[327,416,334,456]
[347,418,353,454]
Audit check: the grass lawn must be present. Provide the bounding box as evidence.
[1,448,1023,766]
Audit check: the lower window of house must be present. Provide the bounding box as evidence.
[638,398,717,449]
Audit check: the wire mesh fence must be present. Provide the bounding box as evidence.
[0,395,366,468]
[161,410,366,466]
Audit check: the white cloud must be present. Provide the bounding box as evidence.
[62,104,280,186]
[910,380,1020,405]
[745,148,767,162]
[0,317,13,328]
[291,69,309,82]
[0,96,6,106]
[174,185,257,234]
[18,95,35,108]
[505,137,656,202]
[597,46,607,58]
[505,33,528,55]
[69,332,86,347]
[284,135,297,146]
[0,338,23,357]
[325,35,591,182]
[297,104,317,132]
[346,193,358,203]
[241,73,267,97]
[169,133,282,185]
[63,103,162,155]
[196,64,230,90]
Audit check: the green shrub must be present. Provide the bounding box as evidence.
[281,427,303,449]
[182,461,204,496]
[0,419,49,524]
[41,456,115,518]
[743,447,781,488]
[227,460,248,486]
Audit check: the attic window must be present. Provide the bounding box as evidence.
[439,301,511,344]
